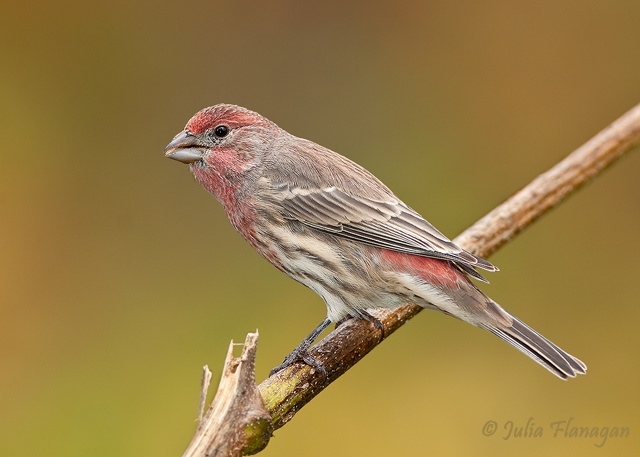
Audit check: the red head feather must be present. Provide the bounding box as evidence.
[185,104,274,135]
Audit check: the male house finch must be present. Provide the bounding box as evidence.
[164,104,586,380]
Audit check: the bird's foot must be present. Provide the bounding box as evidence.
[269,347,327,378]
[269,317,332,378]
[334,314,351,329]
[335,311,385,340]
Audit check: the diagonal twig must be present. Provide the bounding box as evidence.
[258,102,640,429]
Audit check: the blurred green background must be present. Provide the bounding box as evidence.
[1,1,639,455]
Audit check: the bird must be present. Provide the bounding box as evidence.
[164,104,586,380]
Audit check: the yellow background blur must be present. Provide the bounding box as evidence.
[1,1,639,456]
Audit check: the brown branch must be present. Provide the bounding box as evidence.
[184,102,640,456]
[455,102,640,258]
[259,102,640,430]
[197,365,212,424]
[183,332,273,457]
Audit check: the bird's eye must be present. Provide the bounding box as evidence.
[214,125,229,138]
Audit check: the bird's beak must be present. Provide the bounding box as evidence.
[164,131,205,163]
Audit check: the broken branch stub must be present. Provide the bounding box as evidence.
[183,332,273,457]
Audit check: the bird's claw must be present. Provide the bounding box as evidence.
[269,348,327,379]
[336,312,386,341]
[368,315,386,340]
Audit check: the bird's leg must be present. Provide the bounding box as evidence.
[270,317,332,378]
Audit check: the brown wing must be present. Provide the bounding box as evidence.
[267,181,496,281]
[260,136,497,281]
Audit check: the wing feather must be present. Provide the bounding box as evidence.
[259,138,495,278]
[271,182,496,278]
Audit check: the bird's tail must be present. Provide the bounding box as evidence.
[398,261,586,379]
[427,275,587,380]
[479,310,587,380]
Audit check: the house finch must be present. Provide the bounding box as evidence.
[164,104,586,380]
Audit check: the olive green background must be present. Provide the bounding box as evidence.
[1,1,639,456]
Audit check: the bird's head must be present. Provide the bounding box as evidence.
[164,104,278,200]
